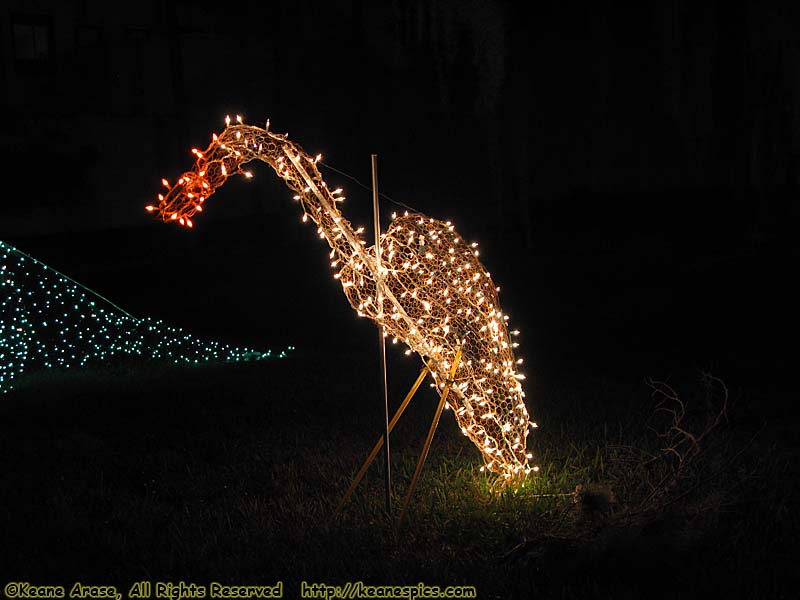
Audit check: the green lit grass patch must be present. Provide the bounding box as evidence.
[0,354,795,599]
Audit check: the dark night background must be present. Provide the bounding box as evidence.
[1,3,796,423]
[1,1,799,595]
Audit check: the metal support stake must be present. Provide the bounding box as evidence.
[372,154,392,514]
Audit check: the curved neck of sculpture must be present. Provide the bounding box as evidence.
[152,122,431,361]
[220,124,371,272]
[153,122,370,269]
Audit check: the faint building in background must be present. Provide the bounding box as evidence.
[1,1,175,235]
[4,1,794,248]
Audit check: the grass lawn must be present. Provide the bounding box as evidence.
[0,349,796,599]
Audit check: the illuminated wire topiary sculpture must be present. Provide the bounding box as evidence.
[147,116,537,481]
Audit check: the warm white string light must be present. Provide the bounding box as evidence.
[148,116,537,480]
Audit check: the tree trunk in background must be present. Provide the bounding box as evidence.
[508,3,532,253]
[165,0,186,163]
[485,110,505,233]
[512,108,532,252]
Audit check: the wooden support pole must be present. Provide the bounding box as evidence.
[335,366,429,514]
[398,349,462,528]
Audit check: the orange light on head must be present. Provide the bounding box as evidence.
[148,121,276,226]
[146,122,264,225]
[149,162,224,224]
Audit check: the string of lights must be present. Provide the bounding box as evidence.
[318,161,421,215]
[0,239,290,393]
[147,115,537,481]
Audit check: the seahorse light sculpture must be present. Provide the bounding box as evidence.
[147,116,537,481]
